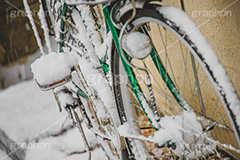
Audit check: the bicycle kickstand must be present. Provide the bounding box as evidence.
[72,109,92,160]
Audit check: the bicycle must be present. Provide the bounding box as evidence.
[26,0,240,159]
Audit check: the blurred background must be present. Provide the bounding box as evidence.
[0,0,45,89]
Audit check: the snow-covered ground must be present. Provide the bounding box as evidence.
[0,80,108,160]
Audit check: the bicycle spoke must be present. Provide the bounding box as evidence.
[157,25,178,86]
[190,53,205,117]
[138,61,179,115]
[113,7,240,159]
[179,42,197,107]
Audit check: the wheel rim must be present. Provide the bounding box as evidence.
[117,16,240,159]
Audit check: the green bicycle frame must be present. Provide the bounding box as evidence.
[102,3,187,130]
[102,5,160,130]
[58,2,186,131]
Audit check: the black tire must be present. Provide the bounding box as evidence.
[112,4,240,159]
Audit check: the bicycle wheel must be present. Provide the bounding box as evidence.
[112,5,240,159]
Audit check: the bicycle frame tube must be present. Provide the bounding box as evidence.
[102,4,159,130]
[59,2,186,130]
[103,1,188,129]
[59,3,68,52]
[138,16,188,111]
[150,50,188,111]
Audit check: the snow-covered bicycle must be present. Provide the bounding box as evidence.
[26,0,240,159]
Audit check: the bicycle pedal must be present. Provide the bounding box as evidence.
[31,52,78,91]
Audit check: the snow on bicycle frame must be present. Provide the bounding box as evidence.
[65,0,116,5]
[31,52,78,91]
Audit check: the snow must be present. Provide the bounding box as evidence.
[66,0,114,5]
[70,48,122,148]
[118,110,224,158]
[118,123,150,160]
[138,93,159,129]
[158,6,240,130]
[151,111,221,158]
[0,151,11,160]
[69,7,122,148]
[75,5,112,61]
[71,9,100,67]
[13,3,239,159]
[54,86,76,107]
[76,5,102,57]
[23,0,45,55]
[153,111,202,154]
[38,0,52,53]
[122,32,152,59]
[25,128,104,160]
[31,52,78,87]
[0,80,64,142]
[0,80,109,160]
[118,123,154,143]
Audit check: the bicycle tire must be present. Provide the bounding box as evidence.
[112,5,240,159]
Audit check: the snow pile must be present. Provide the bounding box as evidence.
[31,52,78,86]
[154,112,201,144]
[118,123,150,160]
[25,127,104,160]
[153,111,217,158]
[122,32,152,59]
[0,80,109,160]
[0,80,65,142]
[0,151,11,160]
[54,85,77,107]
